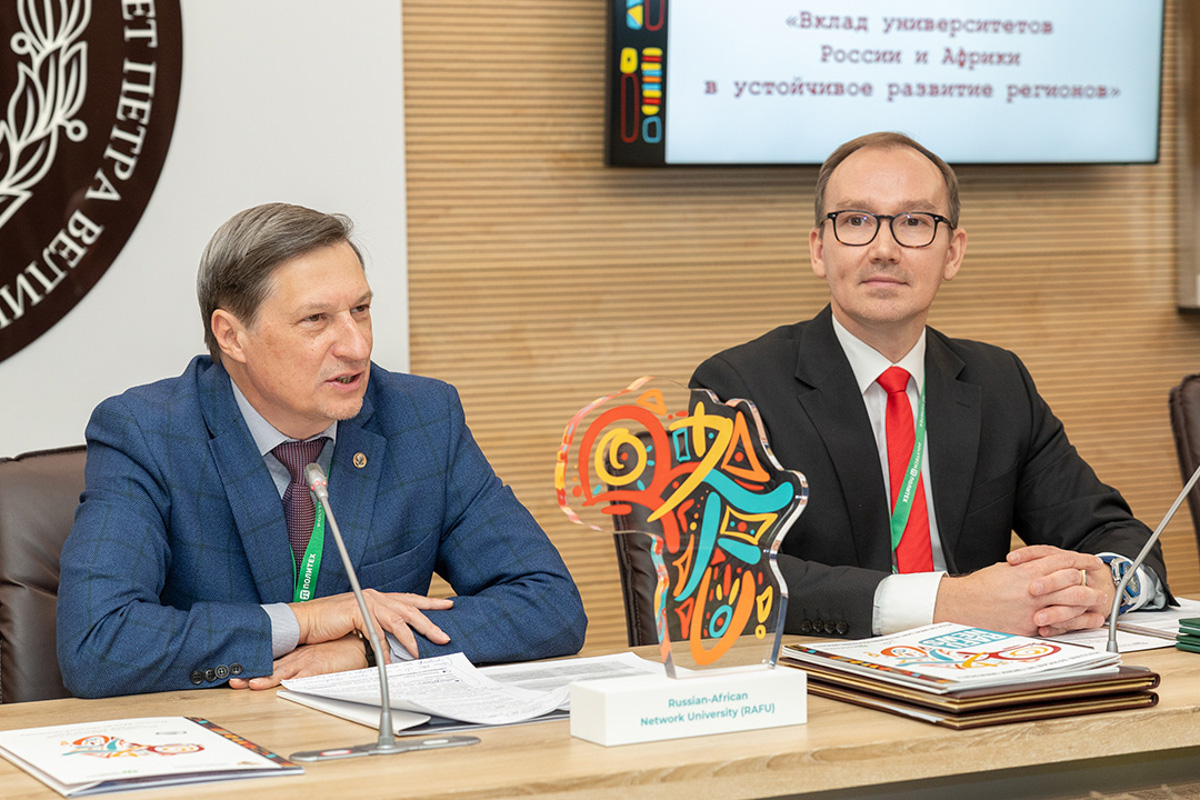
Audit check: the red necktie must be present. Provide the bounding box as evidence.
[271,438,330,569]
[876,367,933,572]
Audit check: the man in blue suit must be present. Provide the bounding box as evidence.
[57,203,587,698]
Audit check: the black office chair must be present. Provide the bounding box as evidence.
[1170,374,1200,554]
[610,506,662,648]
[609,490,691,647]
[0,445,86,703]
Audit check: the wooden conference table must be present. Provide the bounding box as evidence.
[2,643,1200,800]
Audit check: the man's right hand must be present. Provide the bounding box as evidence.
[289,590,453,659]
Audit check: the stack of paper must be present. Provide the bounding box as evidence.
[782,623,1159,729]
[278,651,666,735]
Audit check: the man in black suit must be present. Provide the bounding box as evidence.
[691,132,1169,639]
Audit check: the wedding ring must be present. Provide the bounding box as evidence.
[1080,568,1088,588]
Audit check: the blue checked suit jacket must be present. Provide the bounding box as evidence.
[57,356,586,698]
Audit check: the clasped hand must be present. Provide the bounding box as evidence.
[934,545,1115,637]
[229,589,453,690]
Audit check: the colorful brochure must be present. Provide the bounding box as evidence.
[783,622,1121,694]
[0,716,301,796]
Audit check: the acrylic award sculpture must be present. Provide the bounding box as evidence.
[556,377,808,678]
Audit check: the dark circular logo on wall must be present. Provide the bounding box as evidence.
[0,0,182,363]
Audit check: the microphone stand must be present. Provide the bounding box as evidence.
[290,463,478,761]
[1105,459,1200,653]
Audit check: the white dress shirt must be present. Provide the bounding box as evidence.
[829,317,946,634]
[829,317,1162,635]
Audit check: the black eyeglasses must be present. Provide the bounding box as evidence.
[823,210,951,248]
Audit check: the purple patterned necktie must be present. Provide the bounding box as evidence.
[271,438,329,568]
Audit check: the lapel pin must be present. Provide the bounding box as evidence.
[353,452,368,469]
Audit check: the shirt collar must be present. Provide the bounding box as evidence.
[830,314,927,395]
[230,380,338,456]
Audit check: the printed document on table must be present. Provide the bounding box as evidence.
[1117,596,1200,638]
[281,652,567,725]
[1051,597,1200,652]
[278,651,669,732]
[481,650,668,709]
[1049,628,1172,652]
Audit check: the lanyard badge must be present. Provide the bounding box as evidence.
[292,499,326,602]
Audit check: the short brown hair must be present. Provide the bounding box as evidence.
[813,132,961,229]
[196,203,362,362]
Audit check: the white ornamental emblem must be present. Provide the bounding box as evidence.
[0,0,90,231]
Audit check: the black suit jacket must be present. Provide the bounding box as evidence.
[690,306,1169,638]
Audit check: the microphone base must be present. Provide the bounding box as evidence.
[290,734,480,762]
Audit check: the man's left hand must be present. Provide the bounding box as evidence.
[228,633,367,690]
[1007,545,1116,637]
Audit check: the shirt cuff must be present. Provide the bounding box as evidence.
[872,571,947,635]
[385,632,417,661]
[262,603,300,658]
[1140,566,1168,610]
[1098,553,1167,614]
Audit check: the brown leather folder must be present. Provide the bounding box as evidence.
[789,662,1160,729]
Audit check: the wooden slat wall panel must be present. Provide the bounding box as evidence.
[403,0,1200,652]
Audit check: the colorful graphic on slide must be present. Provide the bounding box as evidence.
[608,1,668,164]
[556,378,807,676]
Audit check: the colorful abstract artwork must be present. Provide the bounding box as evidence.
[556,377,807,677]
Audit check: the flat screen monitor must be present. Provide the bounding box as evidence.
[607,1,1165,166]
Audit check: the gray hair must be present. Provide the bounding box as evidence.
[197,202,362,362]
[813,131,961,229]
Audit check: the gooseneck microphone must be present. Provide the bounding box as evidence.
[1105,459,1200,653]
[289,463,478,761]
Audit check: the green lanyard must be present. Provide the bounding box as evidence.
[292,500,326,602]
[888,378,926,573]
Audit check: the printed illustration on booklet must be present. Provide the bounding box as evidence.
[556,376,808,676]
[0,0,182,362]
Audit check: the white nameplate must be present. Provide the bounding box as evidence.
[569,666,807,747]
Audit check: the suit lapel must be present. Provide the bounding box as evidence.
[795,308,894,571]
[318,391,386,595]
[198,363,296,603]
[923,332,981,573]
